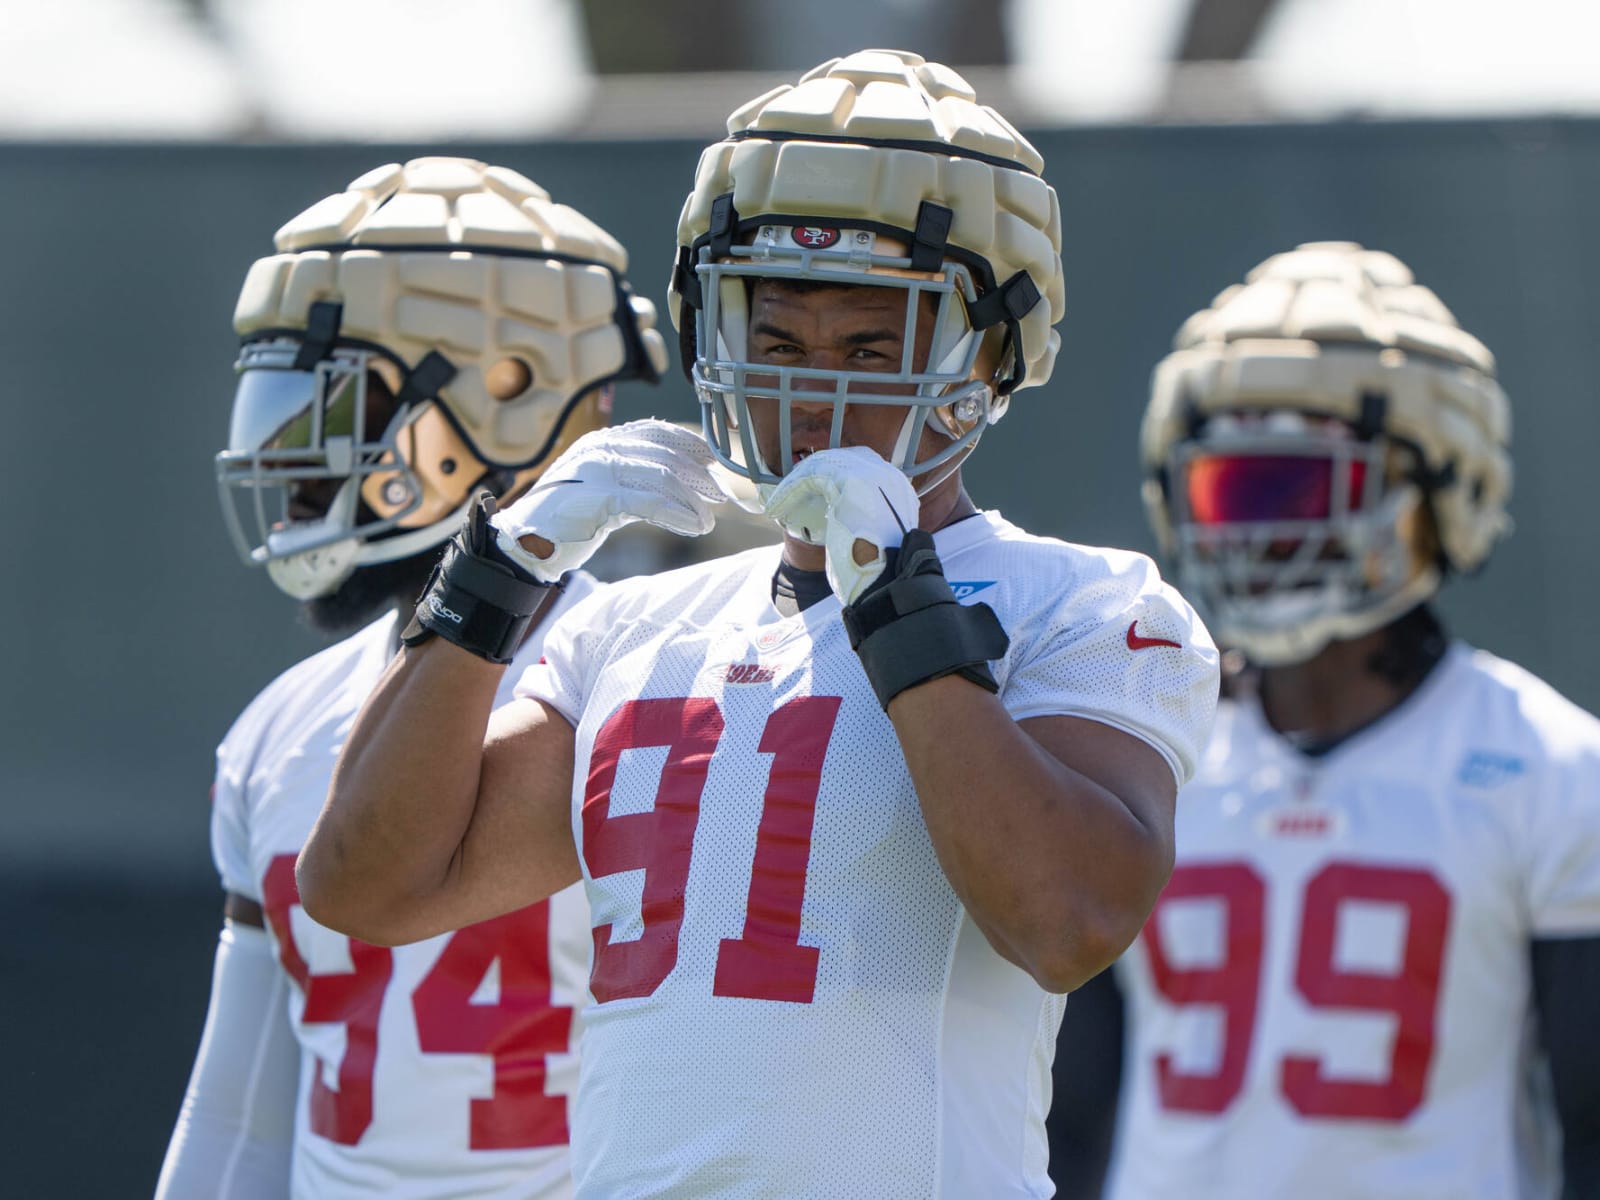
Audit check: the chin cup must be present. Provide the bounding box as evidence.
[401,495,556,664]
[840,528,1010,709]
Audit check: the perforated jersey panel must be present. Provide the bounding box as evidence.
[516,513,1218,1197]
[967,519,1217,785]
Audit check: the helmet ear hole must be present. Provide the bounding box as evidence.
[485,357,534,401]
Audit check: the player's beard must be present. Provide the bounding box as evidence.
[299,548,439,636]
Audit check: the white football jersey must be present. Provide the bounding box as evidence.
[1107,644,1600,1200]
[514,512,1219,1199]
[211,577,599,1199]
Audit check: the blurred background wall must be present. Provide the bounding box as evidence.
[4,0,1599,1192]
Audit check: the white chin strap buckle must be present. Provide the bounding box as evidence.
[265,537,362,599]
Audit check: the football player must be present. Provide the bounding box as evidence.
[1070,242,1600,1199]
[298,51,1221,1197]
[156,157,667,1198]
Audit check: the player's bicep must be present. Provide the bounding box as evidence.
[1019,713,1179,848]
[448,697,582,924]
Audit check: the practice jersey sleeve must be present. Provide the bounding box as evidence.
[207,656,329,902]
[1517,685,1600,936]
[205,611,416,904]
[996,544,1220,785]
[211,729,256,900]
[511,581,616,722]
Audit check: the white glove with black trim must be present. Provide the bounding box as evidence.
[491,419,727,583]
[762,446,921,604]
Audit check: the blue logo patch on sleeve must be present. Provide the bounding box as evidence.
[947,581,997,602]
[1456,750,1526,789]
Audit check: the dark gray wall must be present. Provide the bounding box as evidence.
[7,121,1597,880]
[4,119,1597,1189]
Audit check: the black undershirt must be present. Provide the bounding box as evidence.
[770,560,833,618]
[767,511,987,618]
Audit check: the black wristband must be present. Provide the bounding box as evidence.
[840,528,1010,709]
[400,496,556,664]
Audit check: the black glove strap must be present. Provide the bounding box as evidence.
[401,496,556,665]
[840,528,1010,709]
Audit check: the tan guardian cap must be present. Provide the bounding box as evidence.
[220,157,667,597]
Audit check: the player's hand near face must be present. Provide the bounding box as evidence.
[300,420,733,946]
[493,418,729,580]
[763,445,920,603]
[768,445,1180,994]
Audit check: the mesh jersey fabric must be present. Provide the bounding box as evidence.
[209,578,599,1199]
[1107,643,1600,1200]
[514,511,1219,1198]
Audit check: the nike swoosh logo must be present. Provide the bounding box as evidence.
[1126,621,1182,651]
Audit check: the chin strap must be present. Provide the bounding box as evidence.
[401,495,556,664]
[840,528,1010,709]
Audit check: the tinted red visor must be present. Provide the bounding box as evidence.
[1184,455,1368,525]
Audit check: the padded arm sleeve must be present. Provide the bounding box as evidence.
[154,920,298,1199]
[1532,935,1600,1200]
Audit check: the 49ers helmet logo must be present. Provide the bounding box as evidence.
[792,225,840,249]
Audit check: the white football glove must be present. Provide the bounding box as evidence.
[763,446,921,604]
[491,418,727,583]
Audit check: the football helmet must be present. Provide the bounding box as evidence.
[219,156,668,598]
[668,49,1066,502]
[1142,241,1511,665]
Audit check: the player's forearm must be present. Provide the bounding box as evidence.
[298,637,505,944]
[889,676,1174,993]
